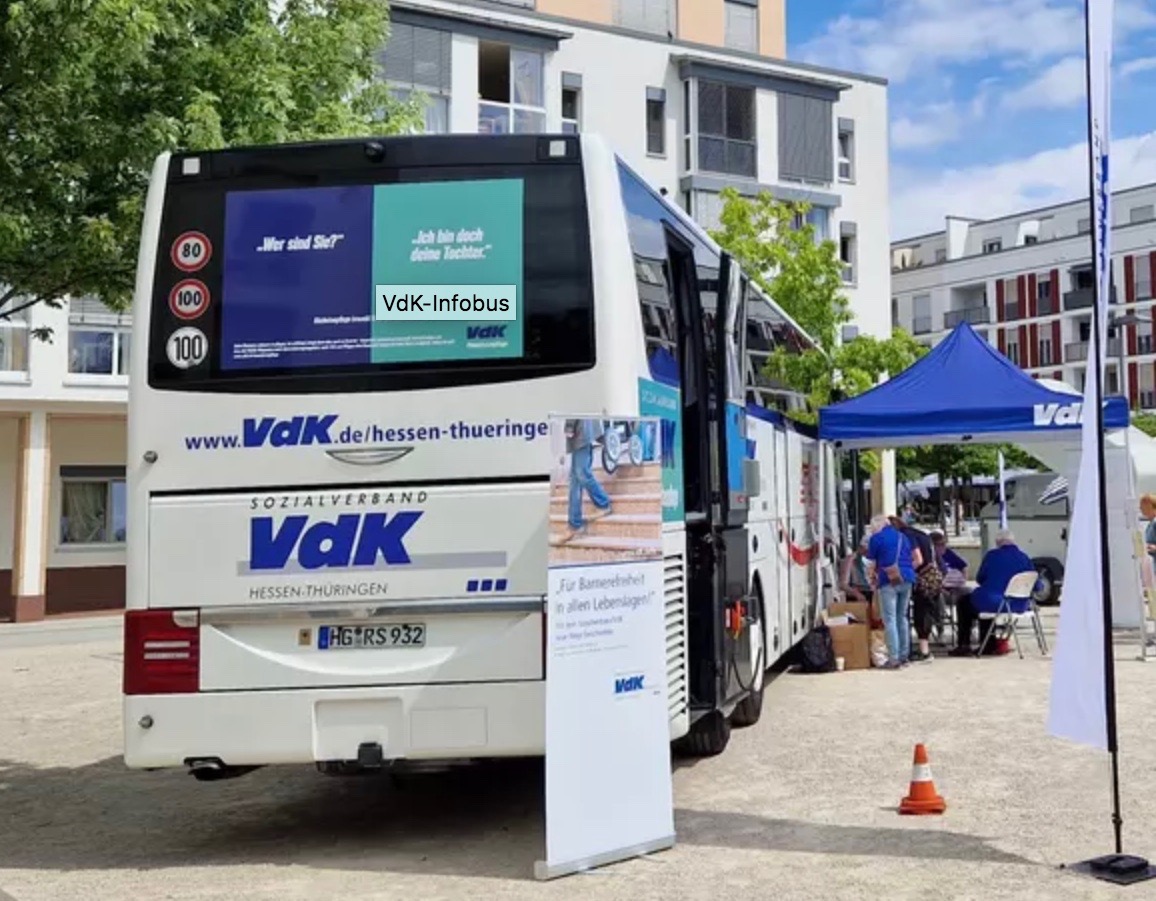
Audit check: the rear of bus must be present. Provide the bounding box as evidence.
[123,134,642,773]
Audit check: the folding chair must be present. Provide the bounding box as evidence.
[976,570,1049,658]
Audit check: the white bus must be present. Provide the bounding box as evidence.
[123,133,842,777]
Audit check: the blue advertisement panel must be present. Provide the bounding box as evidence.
[220,185,374,370]
[218,179,525,370]
[638,378,684,523]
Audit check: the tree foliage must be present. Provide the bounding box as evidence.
[709,187,849,352]
[0,0,418,320]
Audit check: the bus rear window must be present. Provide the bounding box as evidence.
[147,138,594,394]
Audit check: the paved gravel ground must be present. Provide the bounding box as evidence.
[2,613,1156,901]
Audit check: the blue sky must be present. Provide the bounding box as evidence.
[787,0,1156,239]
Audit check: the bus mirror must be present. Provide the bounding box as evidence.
[743,458,761,498]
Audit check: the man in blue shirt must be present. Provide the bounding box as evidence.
[950,529,1037,656]
[866,514,917,668]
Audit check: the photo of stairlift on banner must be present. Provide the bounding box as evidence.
[537,415,673,881]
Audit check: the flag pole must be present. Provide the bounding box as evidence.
[1081,0,1124,858]
[1063,3,1156,884]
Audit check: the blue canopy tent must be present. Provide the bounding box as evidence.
[819,322,1130,448]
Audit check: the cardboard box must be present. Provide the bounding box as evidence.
[822,601,871,670]
[826,601,869,625]
[828,623,871,670]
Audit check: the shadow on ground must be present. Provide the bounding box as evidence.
[0,755,1033,880]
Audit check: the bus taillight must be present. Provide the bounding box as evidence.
[123,609,200,695]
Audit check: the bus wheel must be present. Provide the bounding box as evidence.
[731,592,765,728]
[679,710,731,757]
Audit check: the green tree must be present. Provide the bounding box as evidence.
[0,0,418,323]
[709,187,849,352]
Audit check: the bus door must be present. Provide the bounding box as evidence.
[712,254,757,703]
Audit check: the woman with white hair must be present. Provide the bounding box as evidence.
[950,528,1037,656]
[865,513,917,668]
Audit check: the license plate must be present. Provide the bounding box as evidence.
[317,623,426,650]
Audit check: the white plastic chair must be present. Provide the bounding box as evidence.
[976,570,1049,658]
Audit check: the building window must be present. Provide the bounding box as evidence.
[779,92,834,183]
[1003,278,1020,320]
[839,224,857,284]
[724,0,758,52]
[478,42,545,134]
[60,469,127,545]
[0,305,30,373]
[1037,276,1054,314]
[1077,217,1091,234]
[1024,234,1038,245]
[697,80,756,178]
[935,248,947,263]
[837,120,855,182]
[1134,256,1153,300]
[1006,339,1021,366]
[1138,319,1154,355]
[1039,336,1054,367]
[68,298,131,376]
[646,88,666,156]
[614,0,673,35]
[1130,204,1155,224]
[562,85,581,134]
[983,239,1002,254]
[383,22,451,134]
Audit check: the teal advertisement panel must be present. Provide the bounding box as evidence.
[638,378,684,523]
[370,179,524,363]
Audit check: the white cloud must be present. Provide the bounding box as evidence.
[891,102,967,149]
[1120,56,1156,77]
[800,0,1156,83]
[1002,56,1087,110]
[892,131,1156,238]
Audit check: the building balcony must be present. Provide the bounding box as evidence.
[1064,285,1118,310]
[944,307,991,328]
[1065,339,1122,362]
[912,315,934,335]
[1037,297,1057,316]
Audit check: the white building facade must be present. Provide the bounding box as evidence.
[0,0,890,621]
[892,183,1156,408]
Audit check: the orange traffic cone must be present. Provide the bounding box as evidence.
[899,743,946,815]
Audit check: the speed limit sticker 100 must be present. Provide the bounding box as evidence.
[171,231,212,273]
[166,327,208,370]
[169,279,211,320]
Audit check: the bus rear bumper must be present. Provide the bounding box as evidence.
[123,680,545,769]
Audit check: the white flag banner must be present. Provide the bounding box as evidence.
[1047,0,1114,751]
[997,451,1008,529]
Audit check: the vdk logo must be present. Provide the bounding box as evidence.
[249,511,423,571]
[615,674,645,695]
[1033,402,1083,427]
[467,325,506,340]
[243,415,337,448]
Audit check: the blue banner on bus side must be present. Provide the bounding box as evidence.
[725,402,746,495]
[638,378,683,523]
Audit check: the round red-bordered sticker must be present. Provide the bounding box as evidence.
[171,231,212,272]
[168,279,211,320]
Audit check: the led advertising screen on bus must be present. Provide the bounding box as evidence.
[219,179,525,371]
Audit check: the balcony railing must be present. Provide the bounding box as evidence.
[1003,303,1021,321]
[1065,339,1123,362]
[944,306,991,328]
[912,315,934,335]
[1064,284,1118,310]
[1037,296,1057,316]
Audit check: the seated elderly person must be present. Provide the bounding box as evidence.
[949,528,1038,657]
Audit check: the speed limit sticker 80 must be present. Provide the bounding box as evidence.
[171,231,211,273]
[166,327,209,370]
[169,279,211,320]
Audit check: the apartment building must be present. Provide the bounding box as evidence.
[891,183,1156,409]
[0,0,890,621]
